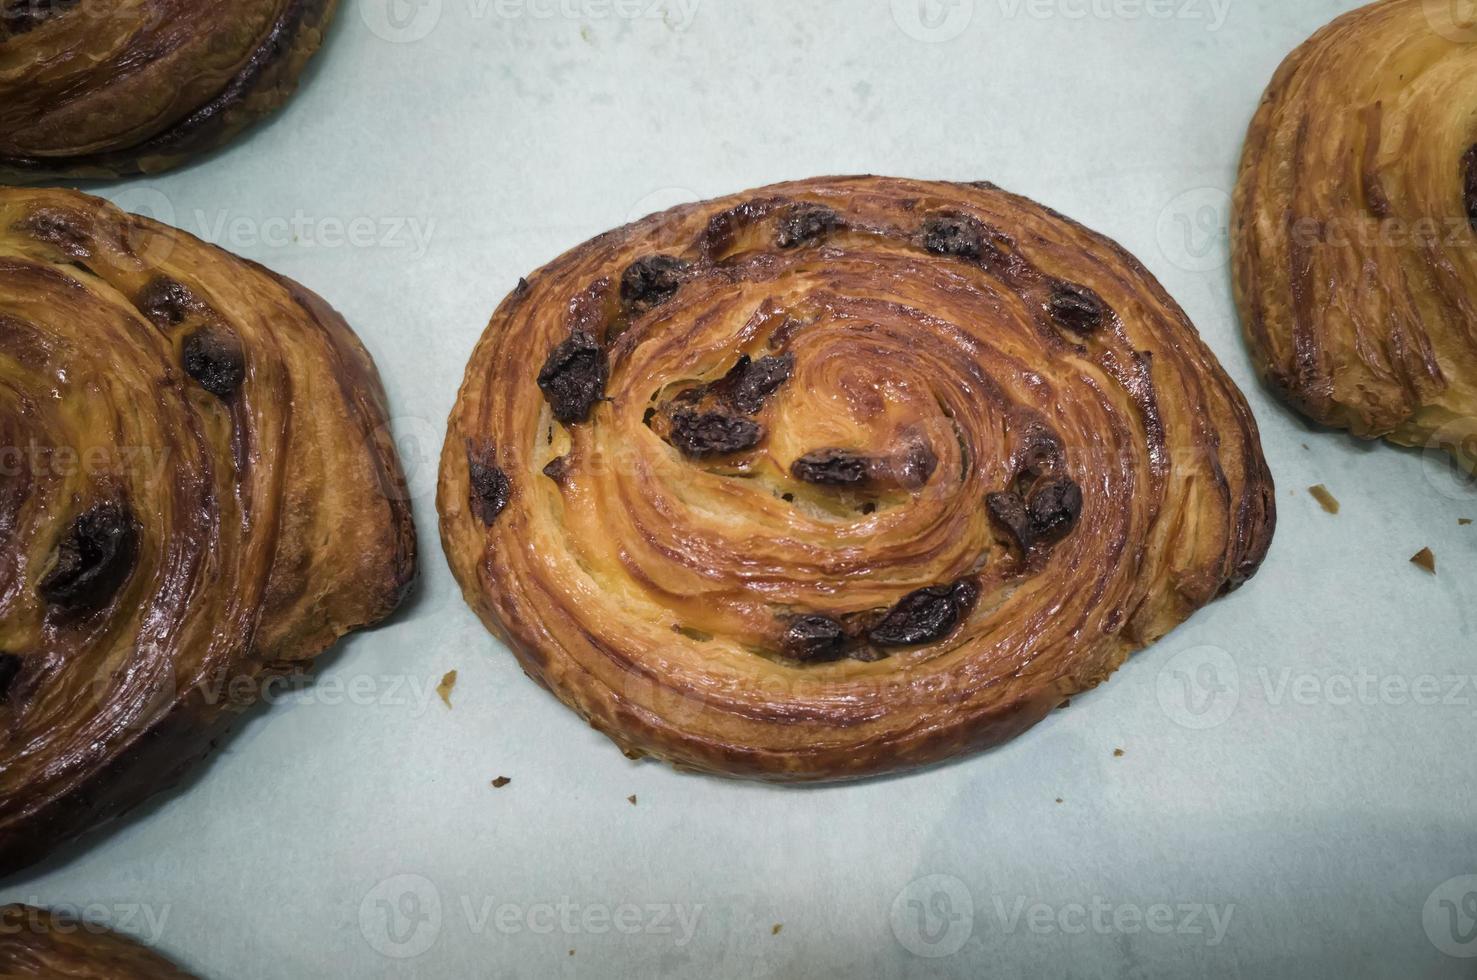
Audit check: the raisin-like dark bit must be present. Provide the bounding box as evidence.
[1027,476,1082,543]
[0,0,77,37]
[782,614,848,662]
[542,455,571,484]
[467,445,511,525]
[537,330,607,425]
[895,441,938,489]
[868,580,980,647]
[181,327,246,399]
[38,501,139,613]
[1464,145,1477,233]
[791,449,871,487]
[620,255,689,315]
[986,490,1034,551]
[1046,280,1108,335]
[0,653,22,699]
[776,204,840,248]
[18,208,89,258]
[713,353,794,415]
[137,277,201,328]
[922,214,985,259]
[668,409,763,458]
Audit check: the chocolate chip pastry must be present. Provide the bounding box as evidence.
[0,187,416,873]
[439,176,1275,781]
[0,0,338,182]
[0,905,193,978]
[1233,0,1477,471]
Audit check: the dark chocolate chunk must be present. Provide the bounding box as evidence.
[1046,280,1108,335]
[712,353,794,415]
[782,615,848,662]
[1464,145,1477,233]
[791,449,871,487]
[468,446,512,525]
[620,255,689,315]
[537,330,607,425]
[776,204,840,248]
[868,580,979,647]
[1027,476,1082,542]
[668,410,763,458]
[137,277,200,328]
[181,327,246,398]
[0,653,22,699]
[542,455,571,484]
[38,501,139,613]
[986,490,1034,551]
[922,214,985,259]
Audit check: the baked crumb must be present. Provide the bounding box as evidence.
[1113,748,1125,758]
[492,776,510,788]
[1308,485,1340,514]
[772,924,783,935]
[627,794,637,805]
[437,669,457,708]
[1411,548,1436,574]
[1460,519,1472,526]
[1055,798,1063,804]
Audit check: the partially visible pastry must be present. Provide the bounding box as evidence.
[439,175,1275,782]
[0,187,416,873]
[0,0,338,182]
[0,905,193,979]
[1233,0,1477,471]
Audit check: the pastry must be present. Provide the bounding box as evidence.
[1233,0,1477,471]
[0,905,193,978]
[0,187,416,873]
[439,175,1275,781]
[0,0,337,182]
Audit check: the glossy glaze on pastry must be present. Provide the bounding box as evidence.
[0,187,416,873]
[439,176,1275,781]
[0,905,193,978]
[1233,0,1477,470]
[0,0,338,182]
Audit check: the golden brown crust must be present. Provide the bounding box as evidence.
[439,175,1275,782]
[0,187,416,873]
[0,0,338,182]
[0,905,193,979]
[1232,0,1477,470]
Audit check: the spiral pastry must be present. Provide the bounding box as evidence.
[0,905,192,978]
[0,0,337,182]
[0,187,416,872]
[439,176,1275,781]
[1233,0,1477,469]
